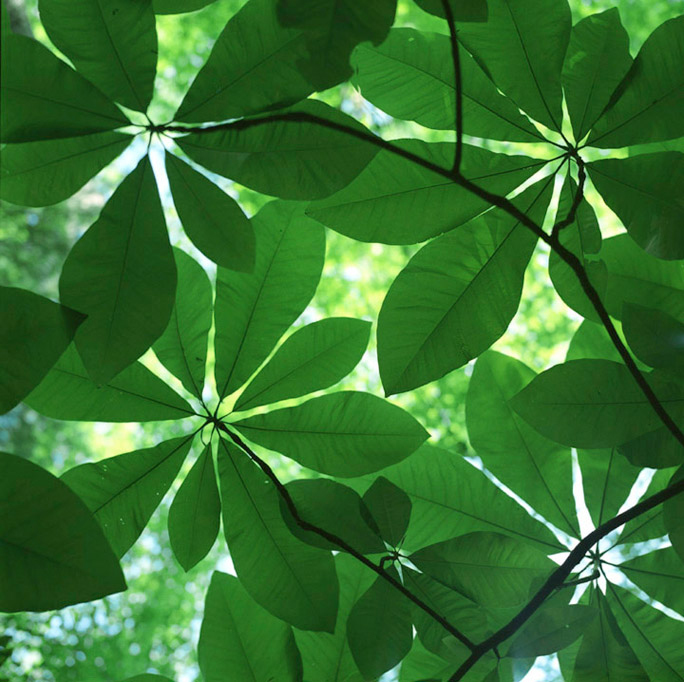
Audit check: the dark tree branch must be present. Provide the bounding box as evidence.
[213,420,477,651]
[440,0,464,172]
[448,476,684,680]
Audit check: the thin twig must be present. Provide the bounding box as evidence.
[214,421,476,651]
[440,0,464,172]
[551,152,586,239]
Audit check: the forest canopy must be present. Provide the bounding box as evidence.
[1,0,684,681]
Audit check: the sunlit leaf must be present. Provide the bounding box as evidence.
[0,452,126,612]
[361,476,412,548]
[61,436,194,558]
[153,0,216,13]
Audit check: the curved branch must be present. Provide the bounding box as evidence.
[440,0,464,172]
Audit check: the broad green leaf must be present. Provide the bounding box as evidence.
[25,345,194,422]
[377,177,552,394]
[397,638,457,682]
[234,317,370,411]
[351,28,540,141]
[607,583,684,681]
[377,445,563,552]
[664,466,684,563]
[573,590,648,682]
[1,35,128,142]
[618,468,675,546]
[409,531,554,607]
[0,132,132,207]
[38,0,156,111]
[165,154,255,272]
[282,478,385,553]
[510,359,684,448]
[175,0,312,122]
[413,0,487,21]
[566,319,624,364]
[0,452,126,612]
[198,571,302,682]
[577,448,640,528]
[177,100,377,200]
[214,201,325,399]
[277,0,396,89]
[60,156,176,385]
[1,0,10,35]
[562,8,632,143]
[456,0,571,131]
[168,444,220,572]
[619,547,684,616]
[361,476,411,548]
[589,153,684,260]
[506,604,596,658]
[61,435,193,558]
[467,351,579,537]
[588,16,684,148]
[548,174,606,322]
[346,568,412,679]
[217,437,338,632]
[307,140,546,244]
[121,676,174,682]
[152,248,212,399]
[232,391,429,477]
[0,287,84,415]
[623,305,684,378]
[619,427,684,469]
[599,234,684,324]
[295,553,375,682]
[153,0,217,14]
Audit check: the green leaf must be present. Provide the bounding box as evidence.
[165,154,255,272]
[566,319,624,364]
[60,156,176,385]
[295,553,375,682]
[214,201,325,399]
[177,100,378,200]
[506,604,596,658]
[0,35,128,142]
[562,8,632,143]
[664,466,684,563]
[152,248,212,399]
[588,16,684,148]
[277,0,396,89]
[589,153,684,260]
[619,427,684,469]
[456,0,571,131]
[413,0,487,22]
[573,590,648,682]
[198,571,303,682]
[306,140,546,244]
[217,437,338,632]
[607,583,684,681]
[599,234,684,324]
[61,435,193,558]
[25,344,194,422]
[467,351,579,537]
[175,0,312,122]
[0,452,126,612]
[619,547,684,617]
[282,478,385,553]
[510,359,684,448]
[346,568,412,679]
[351,28,540,141]
[0,132,132,207]
[397,637,457,682]
[0,287,84,415]
[377,177,552,394]
[548,174,607,322]
[232,391,429,477]
[121,675,174,682]
[153,0,217,14]
[623,305,684,377]
[377,445,563,552]
[361,476,411,548]
[168,444,220,572]
[38,0,157,112]
[234,317,370,411]
[577,448,640,528]
[409,531,554,607]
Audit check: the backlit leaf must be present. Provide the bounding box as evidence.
[664,466,684,563]
[361,476,412,548]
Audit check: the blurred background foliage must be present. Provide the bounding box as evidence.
[1,0,683,679]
